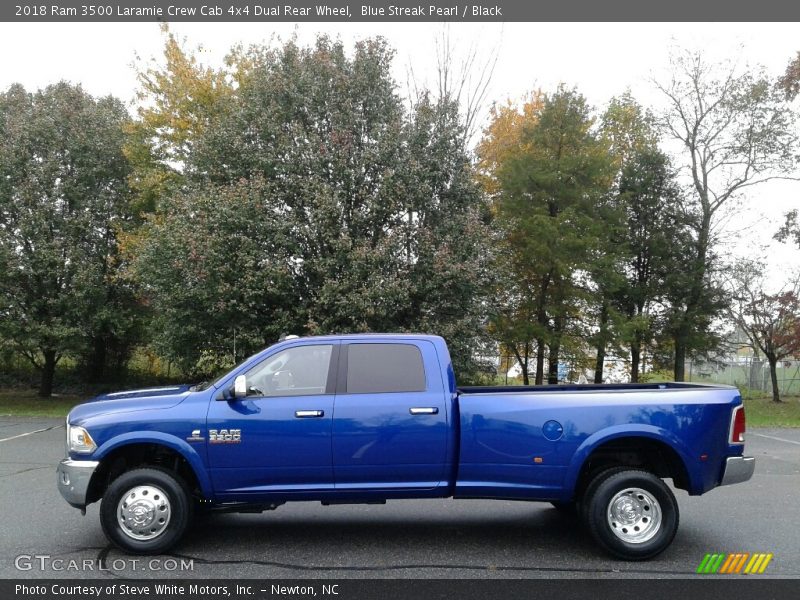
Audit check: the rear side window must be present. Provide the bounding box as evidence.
[346,343,426,394]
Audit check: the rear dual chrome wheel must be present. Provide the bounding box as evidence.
[606,487,662,544]
[583,468,678,560]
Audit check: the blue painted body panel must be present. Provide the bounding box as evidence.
[69,391,214,497]
[207,392,337,497]
[66,334,743,505]
[455,387,740,499]
[331,339,449,492]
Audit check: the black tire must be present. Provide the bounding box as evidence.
[582,468,679,560]
[100,467,192,555]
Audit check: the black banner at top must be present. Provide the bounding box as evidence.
[4,0,800,22]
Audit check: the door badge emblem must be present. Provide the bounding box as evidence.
[209,429,241,444]
[186,429,205,442]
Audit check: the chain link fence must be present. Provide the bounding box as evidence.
[485,352,800,395]
[686,358,800,396]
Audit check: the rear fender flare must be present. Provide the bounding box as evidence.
[563,425,695,497]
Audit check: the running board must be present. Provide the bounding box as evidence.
[209,502,285,514]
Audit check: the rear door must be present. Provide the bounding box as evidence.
[332,340,449,490]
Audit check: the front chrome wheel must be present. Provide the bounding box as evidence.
[117,484,172,541]
[606,487,662,544]
[101,468,191,554]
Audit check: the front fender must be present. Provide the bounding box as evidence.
[563,424,696,496]
[93,431,213,498]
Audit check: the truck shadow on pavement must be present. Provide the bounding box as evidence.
[154,504,689,575]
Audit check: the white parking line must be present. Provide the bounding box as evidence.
[0,424,64,443]
[750,432,800,446]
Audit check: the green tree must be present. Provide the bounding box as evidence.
[478,94,543,384]
[481,87,613,384]
[590,94,696,385]
[0,83,133,395]
[126,25,233,214]
[615,149,688,382]
[131,178,301,373]
[588,93,659,383]
[132,35,492,378]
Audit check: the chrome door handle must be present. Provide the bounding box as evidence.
[409,407,439,415]
[295,410,324,418]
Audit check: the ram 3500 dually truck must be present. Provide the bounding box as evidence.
[57,334,754,560]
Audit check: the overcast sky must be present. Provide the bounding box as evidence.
[1,21,798,286]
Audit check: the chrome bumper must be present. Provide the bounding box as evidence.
[720,456,755,486]
[57,458,99,509]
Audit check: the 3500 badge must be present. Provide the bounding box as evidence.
[209,429,241,444]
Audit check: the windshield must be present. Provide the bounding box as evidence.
[201,350,263,390]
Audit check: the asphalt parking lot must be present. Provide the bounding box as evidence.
[1,417,798,579]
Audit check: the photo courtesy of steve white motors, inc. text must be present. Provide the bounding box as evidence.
[15,583,337,597]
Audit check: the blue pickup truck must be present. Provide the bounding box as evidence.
[57,334,754,560]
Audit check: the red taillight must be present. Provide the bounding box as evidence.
[730,405,746,444]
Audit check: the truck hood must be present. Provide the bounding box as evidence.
[92,384,193,401]
[68,384,193,424]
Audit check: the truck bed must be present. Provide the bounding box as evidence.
[457,381,735,394]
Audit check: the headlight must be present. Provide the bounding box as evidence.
[67,423,97,454]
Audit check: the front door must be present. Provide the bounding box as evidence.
[206,342,338,498]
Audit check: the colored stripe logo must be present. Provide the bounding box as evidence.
[696,553,773,574]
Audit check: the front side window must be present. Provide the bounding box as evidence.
[244,344,333,397]
[346,343,426,394]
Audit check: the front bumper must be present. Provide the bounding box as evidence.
[720,456,755,486]
[57,458,99,509]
